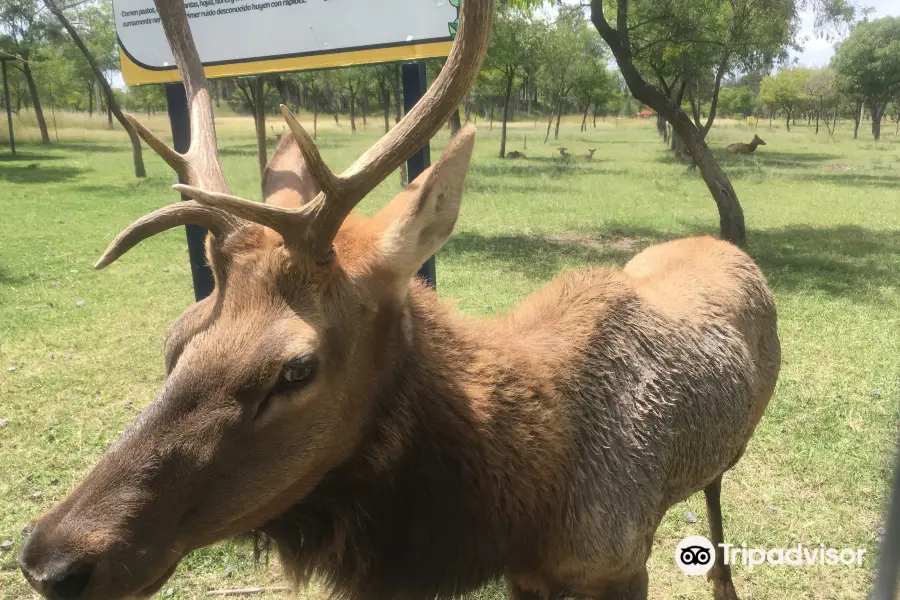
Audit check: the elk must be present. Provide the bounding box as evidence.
[725,134,766,154]
[270,125,285,142]
[19,0,780,599]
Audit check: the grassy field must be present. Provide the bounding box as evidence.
[1,109,899,600]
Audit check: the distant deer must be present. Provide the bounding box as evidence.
[726,134,766,154]
[557,146,571,159]
[20,1,779,600]
[506,150,526,159]
[270,125,285,141]
[585,148,597,160]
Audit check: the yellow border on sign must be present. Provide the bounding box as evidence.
[120,41,454,86]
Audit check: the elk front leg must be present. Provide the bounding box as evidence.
[705,475,740,600]
[505,577,551,600]
[596,567,648,600]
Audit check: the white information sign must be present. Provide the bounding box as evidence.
[114,0,459,85]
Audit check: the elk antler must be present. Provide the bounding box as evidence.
[99,0,492,268]
[95,0,239,269]
[176,0,493,264]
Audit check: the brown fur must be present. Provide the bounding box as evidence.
[21,133,780,600]
[725,134,766,154]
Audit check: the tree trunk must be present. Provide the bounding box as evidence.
[589,0,745,247]
[348,88,357,133]
[853,100,862,139]
[313,104,318,139]
[22,62,50,144]
[87,82,94,116]
[360,95,367,130]
[254,76,267,177]
[544,102,555,143]
[785,110,791,131]
[553,95,563,140]
[45,0,146,175]
[581,101,590,132]
[499,70,514,158]
[380,77,390,133]
[870,101,884,141]
[390,66,407,186]
[815,110,819,134]
[449,107,461,137]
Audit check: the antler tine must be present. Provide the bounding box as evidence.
[277,0,493,262]
[96,0,241,269]
[152,0,229,194]
[95,201,241,270]
[281,106,340,198]
[340,0,492,192]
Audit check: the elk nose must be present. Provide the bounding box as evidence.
[20,551,95,600]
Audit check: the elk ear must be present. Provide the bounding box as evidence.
[371,125,476,283]
[262,133,321,208]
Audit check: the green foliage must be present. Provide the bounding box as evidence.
[718,86,756,117]
[759,67,812,117]
[483,5,544,81]
[832,16,900,105]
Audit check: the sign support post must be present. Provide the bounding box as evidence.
[402,61,436,289]
[165,82,215,301]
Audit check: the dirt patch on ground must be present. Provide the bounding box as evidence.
[824,164,858,172]
[546,234,644,253]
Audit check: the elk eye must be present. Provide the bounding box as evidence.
[281,359,316,386]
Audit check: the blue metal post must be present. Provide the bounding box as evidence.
[165,82,215,301]
[401,61,436,289]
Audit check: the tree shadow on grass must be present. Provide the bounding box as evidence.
[471,157,602,181]
[55,142,127,154]
[788,171,900,189]
[0,264,26,286]
[441,227,662,283]
[0,164,82,184]
[0,151,62,163]
[747,149,838,167]
[443,223,899,306]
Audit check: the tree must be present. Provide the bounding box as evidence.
[232,76,278,176]
[717,86,755,118]
[587,0,749,245]
[833,16,900,141]
[759,67,812,131]
[1,0,51,143]
[44,0,146,177]
[572,64,615,132]
[804,68,838,134]
[483,5,543,157]
[538,12,599,143]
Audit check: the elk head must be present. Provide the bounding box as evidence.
[18,0,492,599]
[752,134,766,146]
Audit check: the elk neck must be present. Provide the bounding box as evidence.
[259,276,596,600]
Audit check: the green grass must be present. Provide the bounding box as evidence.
[1,111,899,600]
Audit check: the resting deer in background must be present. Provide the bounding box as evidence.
[585,148,596,161]
[19,1,780,599]
[725,134,766,154]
